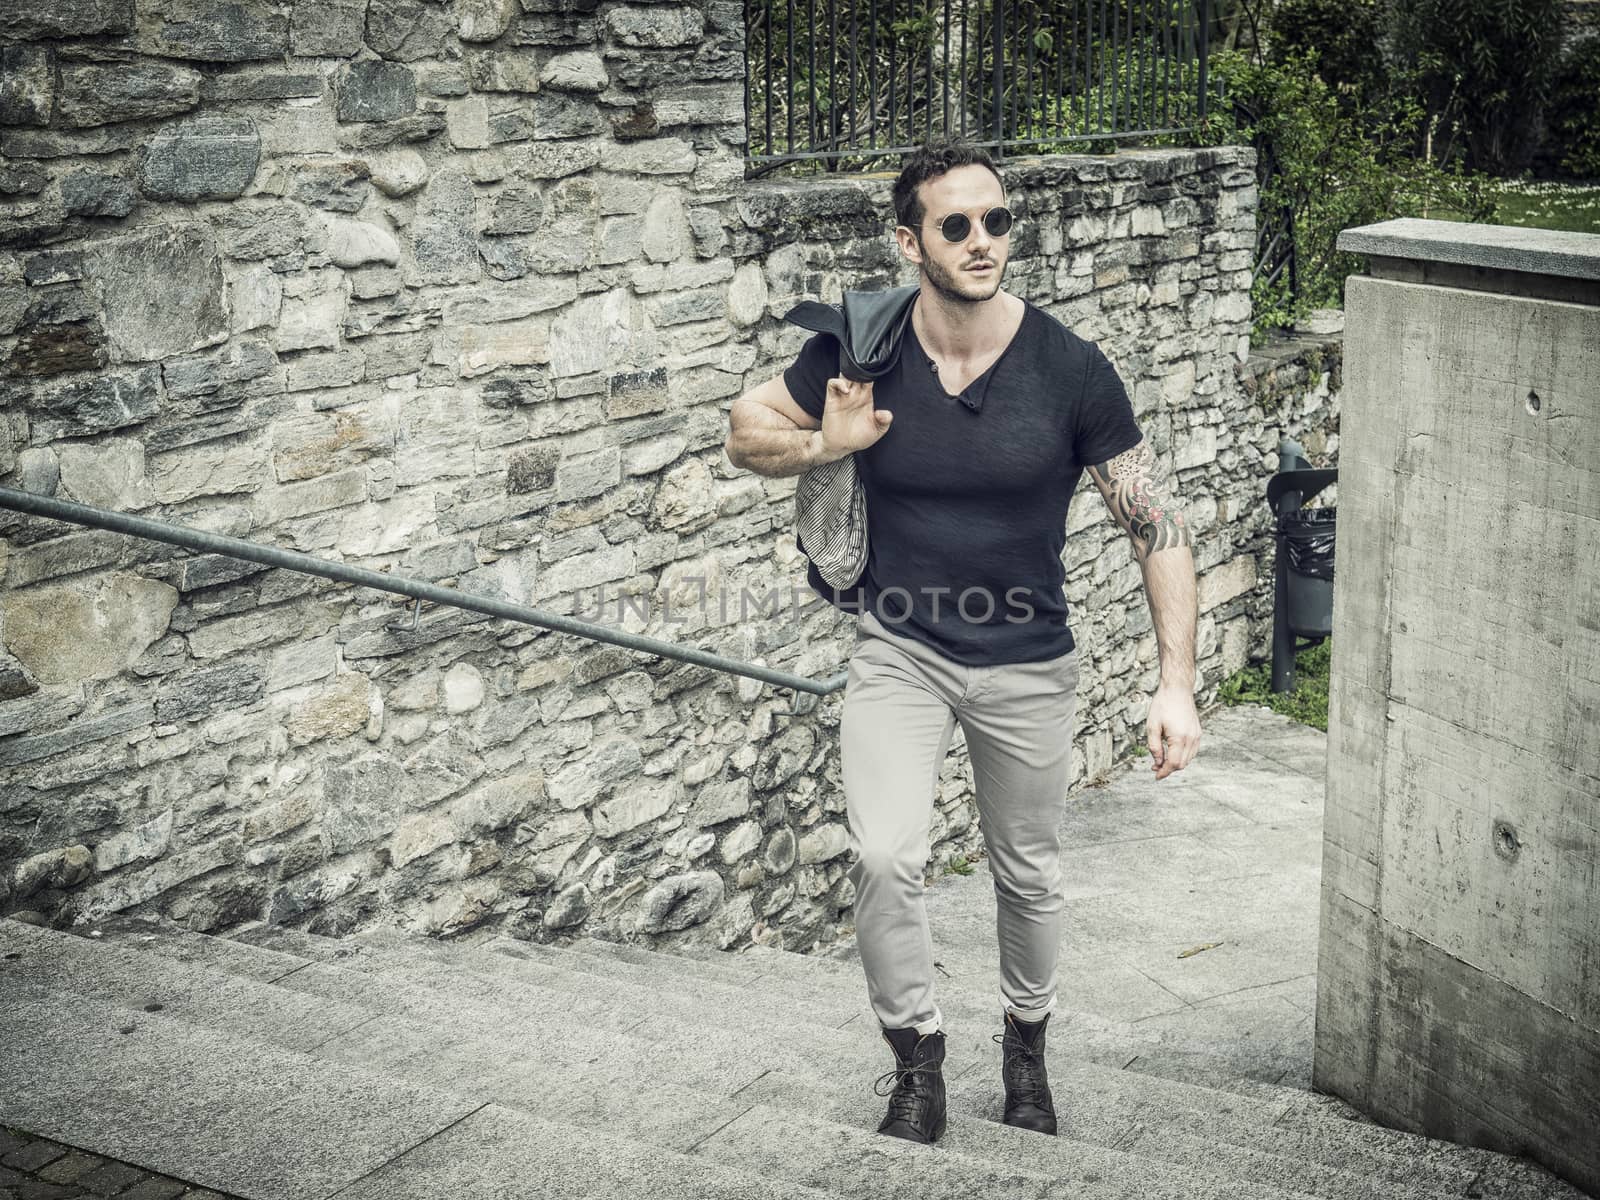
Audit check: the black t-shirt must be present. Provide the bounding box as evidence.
[782,295,1143,666]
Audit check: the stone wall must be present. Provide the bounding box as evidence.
[0,0,1290,952]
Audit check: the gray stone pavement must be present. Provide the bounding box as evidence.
[825,701,1328,1088]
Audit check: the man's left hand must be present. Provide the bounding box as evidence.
[1147,683,1201,780]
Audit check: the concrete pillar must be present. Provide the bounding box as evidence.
[1318,218,1600,1195]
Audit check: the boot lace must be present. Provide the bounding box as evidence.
[992,1028,1049,1105]
[873,1059,940,1125]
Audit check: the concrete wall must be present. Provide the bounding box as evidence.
[1318,219,1600,1196]
[1,0,1306,952]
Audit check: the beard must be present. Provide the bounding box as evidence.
[919,238,1004,305]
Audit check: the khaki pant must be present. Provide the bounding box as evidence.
[842,608,1081,1035]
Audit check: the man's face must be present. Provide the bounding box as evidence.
[896,163,1010,305]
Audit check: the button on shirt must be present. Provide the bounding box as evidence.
[783,296,1143,666]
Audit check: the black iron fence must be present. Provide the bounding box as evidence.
[745,0,1212,175]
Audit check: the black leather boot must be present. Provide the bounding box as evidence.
[873,1025,947,1144]
[993,1011,1057,1134]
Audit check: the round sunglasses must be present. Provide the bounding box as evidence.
[924,206,1015,243]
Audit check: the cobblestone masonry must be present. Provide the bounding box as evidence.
[0,2,1338,952]
[0,1122,239,1200]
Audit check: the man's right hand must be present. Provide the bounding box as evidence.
[820,376,893,459]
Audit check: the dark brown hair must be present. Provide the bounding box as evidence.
[892,138,1006,237]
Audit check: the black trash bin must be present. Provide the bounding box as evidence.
[1280,504,1335,637]
[1265,444,1336,693]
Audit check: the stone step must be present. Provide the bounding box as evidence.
[19,916,1363,1196]
[504,931,864,1007]
[496,926,1331,1109]
[352,923,869,1029]
[231,918,1249,1100]
[707,1081,1389,1200]
[419,932,1590,1200]
[688,1098,1311,1200]
[29,918,1579,1200]
[224,919,1585,1199]
[238,920,1172,1092]
[0,972,842,1200]
[1,917,377,1054]
[8,924,1308,1200]
[2,919,1316,1200]
[684,940,1350,1107]
[105,917,910,1092]
[736,1065,1479,1200]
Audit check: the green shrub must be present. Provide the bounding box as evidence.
[1267,0,1388,109]
[1543,35,1600,180]
[1217,637,1330,731]
[1199,47,1494,337]
[1385,0,1568,176]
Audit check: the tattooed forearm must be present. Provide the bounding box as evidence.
[1088,439,1194,560]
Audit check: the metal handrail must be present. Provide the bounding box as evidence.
[0,488,849,708]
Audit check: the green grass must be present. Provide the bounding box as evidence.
[1428,180,1600,235]
[1216,638,1332,732]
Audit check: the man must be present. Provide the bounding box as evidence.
[724,137,1201,1145]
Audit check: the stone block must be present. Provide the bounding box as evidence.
[283,159,370,212]
[9,320,107,377]
[60,171,138,218]
[365,0,455,61]
[188,601,332,667]
[531,93,606,139]
[797,822,849,865]
[285,348,365,393]
[258,466,369,524]
[89,224,227,362]
[210,204,308,262]
[149,437,268,503]
[0,163,49,196]
[30,366,163,442]
[467,48,542,92]
[537,541,634,600]
[482,186,543,235]
[366,148,428,197]
[654,82,741,130]
[161,338,278,403]
[275,268,348,353]
[606,6,704,46]
[459,0,516,41]
[335,60,416,123]
[2,573,177,686]
[137,118,261,201]
[204,69,325,102]
[0,46,53,127]
[1198,555,1257,613]
[325,217,400,268]
[272,409,390,483]
[290,0,364,55]
[12,846,94,898]
[0,0,130,38]
[57,60,201,128]
[408,168,479,286]
[140,0,289,60]
[156,661,266,723]
[593,778,678,838]
[506,445,559,494]
[637,869,723,933]
[56,439,150,510]
[287,672,376,745]
[540,50,607,93]
[437,319,550,379]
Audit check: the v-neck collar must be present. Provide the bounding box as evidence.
[906,296,1032,413]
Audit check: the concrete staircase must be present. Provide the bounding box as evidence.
[0,914,1589,1200]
